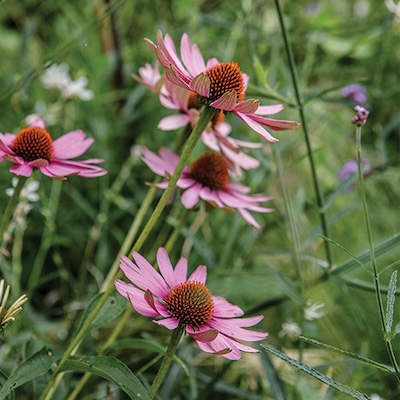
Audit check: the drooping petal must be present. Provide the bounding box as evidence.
[210,90,238,111]
[189,73,211,98]
[233,111,279,142]
[9,163,33,177]
[158,114,191,131]
[153,317,180,330]
[157,247,176,288]
[181,184,202,208]
[115,280,160,317]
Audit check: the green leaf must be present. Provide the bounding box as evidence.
[60,355,149,400]
[260,350,287,400]
[105,338,189,376]
[75,292,126,336]
[386,270,398,335]
[0,372,14,400]
[299,336,395,373]
[261,345,371,400]
[332,234,400,277]
[0,348,55,400]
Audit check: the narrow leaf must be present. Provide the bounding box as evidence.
[386,270,398,334]
[259,350,287,400]
[0,348,55,400]
[299,336,395,373]
[0,372,14,400]
[261,345,370,400]
[332,234,400,277]
[60,355,149,400]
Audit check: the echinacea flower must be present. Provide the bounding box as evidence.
[115,247,267,360]
[0,117,107,179]
[0,279,27,332]
[148,79,261,176]
[145,31,300,142]
[142,147,273,229]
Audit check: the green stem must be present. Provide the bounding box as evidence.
[148,325,185,400]
[355,126,400,378]
[0,176,28,244]
[28,179,63,296]
[274,0,332,271]
[165,208,192,253]
[38,106,215,400]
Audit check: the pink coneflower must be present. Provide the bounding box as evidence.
[115,247,267,360]
[0,117,107,179]
[142,147,273,229]
[145,31,300,142]
[144,77,261,176]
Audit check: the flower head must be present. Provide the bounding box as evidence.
[151,80,261,176]
[0,279,27,332]
[304,300,327,321]
[0,117,107,179]
[142,147,273,229]
[115,247,267,360]
[351,105,370,126]
[341,83,367,104]
[145,31,300,142]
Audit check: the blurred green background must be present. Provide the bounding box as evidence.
[0,0,399,399]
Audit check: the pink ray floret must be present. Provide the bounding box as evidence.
[115,247,267,360]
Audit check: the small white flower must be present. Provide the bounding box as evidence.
[6,177,40,203]
[61,76,94,101]
[279,321,302,339]
[370,394,384,400]
[41,63,94,101]
[304,300,327,321]
[40,63,71,91]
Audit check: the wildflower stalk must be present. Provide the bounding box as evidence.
[355,125,400,378]
[0,176,28,244]
[28,179,63,296]
[148,325,185,399]
[39,106,215,400]
[274,0,332,270]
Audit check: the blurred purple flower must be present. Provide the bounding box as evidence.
[338,160,372,191]
[341,84,367,104]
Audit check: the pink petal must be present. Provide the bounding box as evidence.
[187,328,218,342]
[210,90,237,111]
[181,185,202,208]
[132,252,170,297]
[256,104,284,115]
[189,73,211,98]
[180,33,206,76]
[153,317,180,330]
[212,296,244,318]
[248,115,301,131]
[164,65,191,90]
[237,208,261,229]
[115,280,160,317]
[209,316,267,341]
[29,118,46,129]
[233,99,260,114]
[157,247,176,288]
[199,187,224,208]
[0,134,17,148]
[9,163,33,177]
[158,114,190,130]
[187,265,207,284]
[173,257,188,285]
[53,130,94,159]
[234,111,279,142]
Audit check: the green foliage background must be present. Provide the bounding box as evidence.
[0,0,399,399]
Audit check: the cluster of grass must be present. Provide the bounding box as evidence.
[0,0,399,399]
